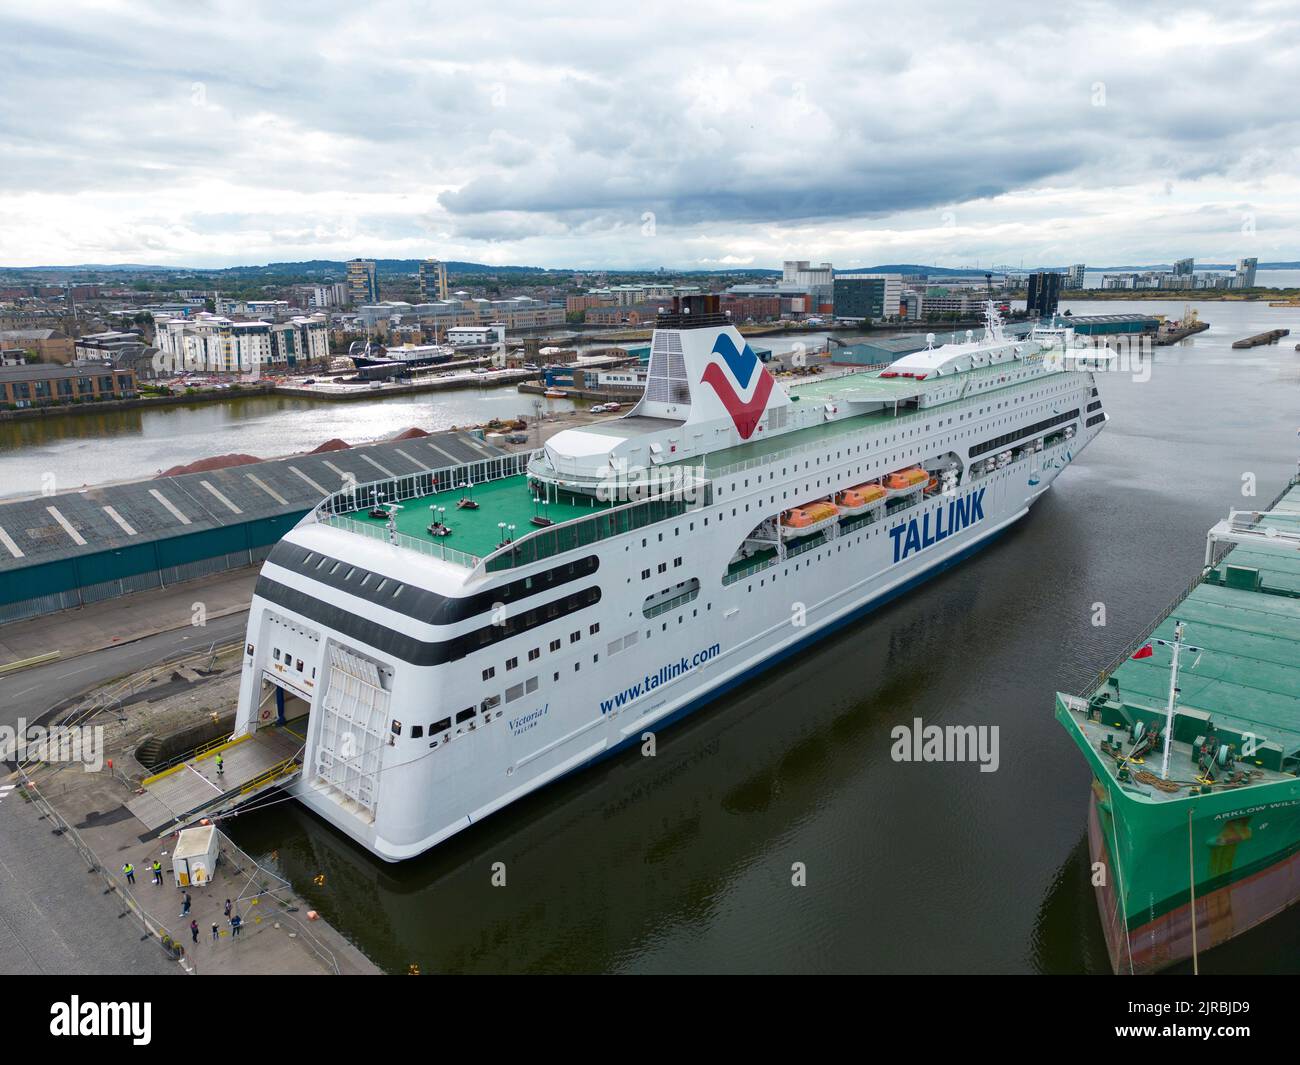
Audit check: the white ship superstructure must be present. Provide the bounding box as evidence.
[232,296,1109,861]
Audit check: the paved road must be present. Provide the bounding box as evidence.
[0,611,249,731]
[0,779,178,975]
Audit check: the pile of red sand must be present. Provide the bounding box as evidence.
[391,426,430,440]
[158,454,262,478]
[310,438,352,453]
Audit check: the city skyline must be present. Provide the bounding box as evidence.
[1,1,1298,269]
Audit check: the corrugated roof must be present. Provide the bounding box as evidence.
[0,429,505,572]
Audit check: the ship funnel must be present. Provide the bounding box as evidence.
[631,295,790,439]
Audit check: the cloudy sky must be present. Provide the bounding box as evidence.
[1,0,1298,270]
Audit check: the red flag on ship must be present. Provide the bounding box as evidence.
[1131,644,1154,660]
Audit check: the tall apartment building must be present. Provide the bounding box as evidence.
[1066,263,1086,288]
[346,259,380,305]
[419,259,449,301]
[1235,257,1258,288]
[1172,257,1194,276]
[1026,271,1062,318]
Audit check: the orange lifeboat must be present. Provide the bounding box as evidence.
[884,466,927,491]
[835,483,887,515]
[780,500,840,540]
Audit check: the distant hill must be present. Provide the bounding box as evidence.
[2,259,1296,277]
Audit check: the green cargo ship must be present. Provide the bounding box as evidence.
[1057,471,1300,974]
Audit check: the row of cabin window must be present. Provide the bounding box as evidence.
[481,621,601,681]
[640,556,684,580]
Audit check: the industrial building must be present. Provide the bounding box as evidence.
[0,429,505,625]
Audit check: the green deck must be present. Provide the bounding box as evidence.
[787,372,923,403]
[346,474,613,561]
[1101,542,1300,756]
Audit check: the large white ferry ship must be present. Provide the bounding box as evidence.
[232,296,1109,861]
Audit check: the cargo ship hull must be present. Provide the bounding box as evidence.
[1082,776,1300,974]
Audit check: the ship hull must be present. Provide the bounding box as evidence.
[234,341,1104,863]
[1082,772,1300,974]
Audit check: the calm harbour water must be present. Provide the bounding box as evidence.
[9,301,1300,972]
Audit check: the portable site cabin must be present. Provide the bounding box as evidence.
[173,825,219,887]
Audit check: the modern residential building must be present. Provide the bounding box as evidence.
[356,296,563,333]
[307,283,349,308]
[347,258,380,305]
[0,362,137,408]
[1236,257,1258,288]
[217,298,292,320]
[418,259,449,302]
[1066,263,1087,288]
[832,274,903,321]
[1026,271,1062,318]
[270,315,331,367]
[153,314,275,374]
[1172,257,1194,276]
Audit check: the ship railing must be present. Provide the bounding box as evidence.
[643,587,701,619]
[320,513,484,570]
[722,554,779,586]
[703,373,1072,479]
[309,450,534,569]
[472,482,710,575]
[311,451,533,524]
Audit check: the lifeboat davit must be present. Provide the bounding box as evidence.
[780,501,840,541]
[884,466,928,491]
[835,483,887,515]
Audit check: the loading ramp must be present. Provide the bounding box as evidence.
[126,727,304,837]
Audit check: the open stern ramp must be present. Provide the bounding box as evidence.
[126,728,304,836]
